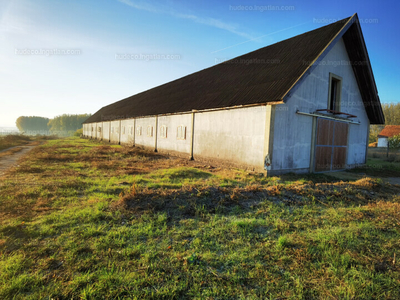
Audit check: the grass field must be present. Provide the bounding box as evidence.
[346,148,400,178]
[368,147,400,162]
[0,137,399,299]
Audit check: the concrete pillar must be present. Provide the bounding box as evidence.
[263,105,275,173]
[133,118,136,147]
[190,110,196,160]
[108,122,111,143]
[309,116,317,172]
[118,120,122,145]
[154,116,158,152]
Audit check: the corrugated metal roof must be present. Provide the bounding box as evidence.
[378,125,400,138]
[84,15,384,124]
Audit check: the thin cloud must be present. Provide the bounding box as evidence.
[117,0,253,39]
[117,0,158,14]
[0,0,32,35]
[211,21,311,53]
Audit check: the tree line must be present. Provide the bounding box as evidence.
[15,116,50,133]
[16,114,91,136]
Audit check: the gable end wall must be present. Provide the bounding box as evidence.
[270,38,370,173]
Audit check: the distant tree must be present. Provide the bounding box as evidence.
[16,116,50,133]
[369,125,384,144]
[369,102,400,143]
[74,128,83,137]
[48,114,91,135]
[382,103,400,125]
[389,134,400,149]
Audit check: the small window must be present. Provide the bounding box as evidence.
[136,126,142,136]
[147,126,153,137]
[328,73,342,112]
[111,127,114,133]
[177,125,186,140]
[91,127,94,132]
[98,127,101,132]
[129,126,133,135]
[160,125,167,138]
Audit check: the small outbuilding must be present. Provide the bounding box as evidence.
[83,13,384,175]
[377,126,400,148]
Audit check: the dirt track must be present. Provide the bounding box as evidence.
[0,145,37,177]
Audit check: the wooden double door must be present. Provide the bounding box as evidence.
[314,118,348,172]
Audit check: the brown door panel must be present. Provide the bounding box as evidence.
[334,122,349,146]
[315,146,332,172]
[316,119,334,146]
[332,147,347,170]
[314,118,348,172]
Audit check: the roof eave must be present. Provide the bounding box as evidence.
[342,15,385,124]
[83,100,285,124]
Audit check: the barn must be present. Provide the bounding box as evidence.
[377,126,400,148]
[83,13,384,175]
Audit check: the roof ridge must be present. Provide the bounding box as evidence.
[280,15,354,101]
[84,14,383,125]
[96,16,354,113]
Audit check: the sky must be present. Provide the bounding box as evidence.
[1,0,399,128]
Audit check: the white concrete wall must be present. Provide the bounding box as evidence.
[103,122,110,142]
[110,120,120,144]
[86,124,90,137]
[377,137,388,148]
[271,38,370,172]
[271,104,312,172]
[134,117,157,149]
[89,124,95,138]
[157,114,192,155]
[96,122,102,140]
[84,107,268,171]
[120,119,135,145]
[193,106,267,170]
[86,124,91,138]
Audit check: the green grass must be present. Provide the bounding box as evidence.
[0,137,399,299]
[348,157,400,177]
[367,158,400,170]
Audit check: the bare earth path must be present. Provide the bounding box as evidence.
[0,144,37,177]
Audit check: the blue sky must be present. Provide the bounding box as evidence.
[1,0,399,127]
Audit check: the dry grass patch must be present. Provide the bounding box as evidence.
[113,185,269,219]
[0,135,31,151]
